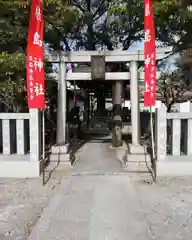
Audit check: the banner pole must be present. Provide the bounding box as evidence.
[42,109,45,185]
[150,106,156,180]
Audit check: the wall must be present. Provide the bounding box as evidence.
[171,101,191,112]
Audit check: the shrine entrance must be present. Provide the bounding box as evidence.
[46,49,171,163]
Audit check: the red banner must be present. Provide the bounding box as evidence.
[144,0,156,106]
[26,0,45,109]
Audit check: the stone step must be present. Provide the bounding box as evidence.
[128,144,147,154]
[124,152,152,172]
[127,153,151,162]
[124,161,152,173]
[49,151,74,164]
[44,161,71,172]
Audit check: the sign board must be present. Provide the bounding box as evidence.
[91,56,105,80]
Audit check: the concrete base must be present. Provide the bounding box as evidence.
[124,161,151,172]
[125,144,151,172]
[0,154,41,178]
[157,161,192,177]
[128,144,147,154]
[44,160,71,172]
[50,144,72,165]
[125,153,152,172]
[127,153,151,162]
[115,142,151,173]
[49,152,72,163]
[51,144,69,154]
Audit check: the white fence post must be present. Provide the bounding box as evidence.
[187,119,192,155]
[2,120,16,154]
[16,119,28,154]
[30,109,40,162]
[172,119,181,155]
[156,103,167,161]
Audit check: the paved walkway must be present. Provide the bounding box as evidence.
[28,136,192,240]
[28,137,152,240]
[71,137,126,175]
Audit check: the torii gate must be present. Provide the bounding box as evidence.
[46,48,172,161]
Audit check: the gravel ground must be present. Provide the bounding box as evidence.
[0,165,69,240]
[132,176,192,240]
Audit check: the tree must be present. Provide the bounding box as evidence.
[0,0,79,111]
[0,52,26,112]
[1,0,191,111]
[59,0,191,52]
[109,0,192,50]
[157,62,192,112]
[155,0,192,111]
[158,0,191,109]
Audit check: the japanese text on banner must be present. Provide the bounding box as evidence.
[144,0,156,106]
[26,0,45,109]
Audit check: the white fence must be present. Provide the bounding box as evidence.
[0,109,41,178]
[156,103,192,176]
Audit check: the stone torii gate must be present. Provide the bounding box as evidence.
[47,48,172,162]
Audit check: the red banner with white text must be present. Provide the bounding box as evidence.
[26,0,45,109]
[144,0,156,106]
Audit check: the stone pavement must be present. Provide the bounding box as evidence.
[28,136,192,240]
[71,137,126,175]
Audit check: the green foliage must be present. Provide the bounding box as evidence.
[0,0,79,52]
[158,58,192,111]
[0,52,27,111]
[108,0,192,106]
[0,0,191,111]
[0,0,78,112]
[109,0,191,50]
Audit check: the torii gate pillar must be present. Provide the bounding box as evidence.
[130,61,140,145]
[50,57,70,164]
[112,80,123,147]
[56,59,67,145]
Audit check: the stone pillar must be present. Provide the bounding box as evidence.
[112,80,123,147]
[56,58,67,145]
[130,61,140,145]
[112,83,115,105]
[112,81,122,114]
[114,81,122,106]
[84,90,90,128]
